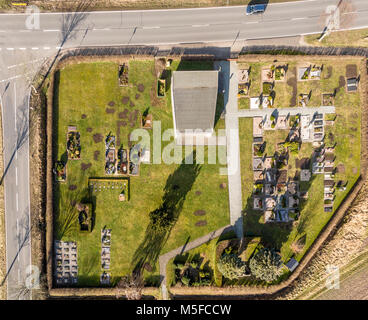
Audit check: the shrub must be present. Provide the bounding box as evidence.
[270,115,275,121]
[217,253,247,280]
[190,260,198,269]
[181,276,190,286]
[249,248,283,282]
[149,204,175,233]
[175,262,184,270]
[263,82,273,95]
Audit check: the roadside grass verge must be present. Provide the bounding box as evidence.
[304,29,368,48]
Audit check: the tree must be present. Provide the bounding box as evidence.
[149,204,175,233]
[249,248,283,282]
[116,273,144,300]
[217,253,247,280]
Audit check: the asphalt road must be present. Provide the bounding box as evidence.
[1,0,368,299]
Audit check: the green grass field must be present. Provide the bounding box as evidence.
[53,59,229,286]
[238,58,361,263]
[304,29,368,48]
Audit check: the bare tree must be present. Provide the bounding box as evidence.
[115,273,144,300]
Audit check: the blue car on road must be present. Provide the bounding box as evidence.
[246,4,266,15]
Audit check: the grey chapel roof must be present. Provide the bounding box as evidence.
[172,70,218,133]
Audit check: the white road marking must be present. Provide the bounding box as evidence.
[8,58,45,69]
[31,47,39,50]
[19,48,26,50]
[16,193,19,212]
[15,167,18,186]
[292,17,306,20]
[192,24,210,27]
[6,48,14,51]
[43,29,59,32]
[245,21,259,24]
[142,26,160,29]
[14,82,16,132]
[43,46,51,50]
[55,46,62,50]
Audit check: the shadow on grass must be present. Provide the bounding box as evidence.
[131,153,201,274]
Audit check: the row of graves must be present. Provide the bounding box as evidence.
[100,228,111,285]
[104,133,150,176]
[251,115,300,223]
[312,142,338,213]
[54,241,78,286]
[239,64,287,110]
[298,63,360,93]
[53,126,82,182]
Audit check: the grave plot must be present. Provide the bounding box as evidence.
[54,241,78,285]
[101,229,112,273]
[67,127,81,160]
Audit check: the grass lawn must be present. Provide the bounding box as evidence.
[304,29,368,48]
[238,58,361,264]
[53,59,229,287]
[238,97,250,110]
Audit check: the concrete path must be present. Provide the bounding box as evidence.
[159,224,233,299]
[215,60,243,239]
[238,105,336,118]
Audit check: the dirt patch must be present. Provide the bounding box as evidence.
[93,133,103,143]
[81,163,92,171]
[155,58,166,77]
[195,191,202,196]
[106,108,115,114]
[70,200,77,207]
[335,75,346,92]
[194,210,206,216]
[195,220,207,227]
[137,83,145,92]
[296,158,310,169]
[108,101,115,107]
[94,151,100,161]
[135,93,140,100]
[81,114,87,119]
[129,109,139,122]
[337,164,345,173]
[87,127,93,133]
[324,66,333,79]
[122,96,129,104]
[352,167,358,174]
[287,67,297,107]
[129,101,135,108]
[119,108,129,119]
[346,64,358,78]
[220,183,226,189]
[69,185,77,191]
[144,262,153,272]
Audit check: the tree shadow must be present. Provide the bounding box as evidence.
[38,0,93,90]
[131,153,201,274]
[0,97,29,185]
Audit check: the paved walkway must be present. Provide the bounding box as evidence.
[238,105,336,118]
[159,224,233,300]
[215,60,244,239]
